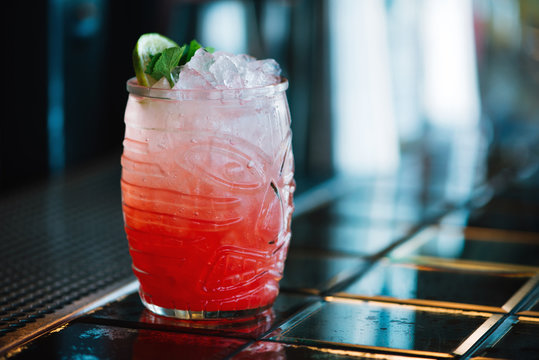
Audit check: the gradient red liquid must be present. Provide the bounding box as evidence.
[121,86,294,315]
[121,176,292,312]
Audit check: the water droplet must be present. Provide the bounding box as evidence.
[247,161,254,169]
[194,211,200,217]
[190,138,197,143]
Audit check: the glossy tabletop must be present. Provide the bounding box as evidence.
[2,145,538,359]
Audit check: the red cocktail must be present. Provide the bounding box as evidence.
[121,74,294,319]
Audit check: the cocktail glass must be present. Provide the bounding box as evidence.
[121,78,294,319]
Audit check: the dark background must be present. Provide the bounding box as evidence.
[2,0,538,192]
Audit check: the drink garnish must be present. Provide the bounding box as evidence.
[133,33,213,88]
[133,33,179,87]
[145,46,186,87]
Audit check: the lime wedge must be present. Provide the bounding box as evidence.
[132,33,179,87]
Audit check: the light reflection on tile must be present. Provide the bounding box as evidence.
[84,291,316,339]
[322,180,445,223]
[268,298,490,356]
[6,321,246,360]
[232,340,439,360]
[479,317,539,359]
[292,220,410,256]
[339,258,533,309]
[516,295,539,318]
[462,227,539,245]
[530,300,539,313]
[390,225,539,266]
[281,250,366,293]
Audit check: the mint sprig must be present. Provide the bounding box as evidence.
[145,46,186,87]
[144,39,214,87]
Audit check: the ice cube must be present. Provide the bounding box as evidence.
[210,55,243,89]
[254,59,281,77]
[244,59,281,87]
[152,77,172,89]
[184,49,217,87]
[230,54,256,84]
[175,68,214,90]
[230,54,256,69]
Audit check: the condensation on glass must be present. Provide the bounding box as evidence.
[121,78,295,319]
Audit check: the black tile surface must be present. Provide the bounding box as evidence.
[340,258,533,309]
[5,322,247,360]
[232,340,440,359]
[83,291,317,339]
[467,185,539,233]
[2,142,539,359]
[291,219,411,256]
[268,299,490,357]
[324,190,445,224]
[3,163,539,358]
[392,224,539,267]
[478,317,539,360]
[280,250,367,293]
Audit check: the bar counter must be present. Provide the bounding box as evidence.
[1,134,538,359]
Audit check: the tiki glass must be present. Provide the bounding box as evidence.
[121,78,294,319]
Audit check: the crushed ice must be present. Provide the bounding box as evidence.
[171,49,281,90]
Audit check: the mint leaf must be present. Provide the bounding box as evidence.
[145,45,186,87]
[179,40,201,66]
[179,40,214,65]
[145,53,162,76]
[187,40,202,60]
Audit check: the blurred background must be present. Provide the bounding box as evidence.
[2,0,538,195]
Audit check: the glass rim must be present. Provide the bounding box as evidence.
[126,77,289,100]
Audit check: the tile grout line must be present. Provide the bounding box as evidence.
[326,294,507,315]
[318,216,453,298]
[224,300,324,359]
[236,336,456,359]
[453,274,539,359]
[502,274,539,314]
[452,314,506,358]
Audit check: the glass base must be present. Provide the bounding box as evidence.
[140,296,272,320]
